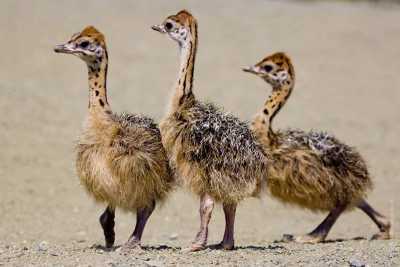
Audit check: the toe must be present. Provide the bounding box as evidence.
[182,244,206,253]
[371,232,390,240]
[295,235,324,244]
[118,240,142,254]
[210,242,234,250]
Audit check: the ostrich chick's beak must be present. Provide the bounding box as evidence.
[242,65,258,74]
[151,24,166,33]
[54,43,74,54]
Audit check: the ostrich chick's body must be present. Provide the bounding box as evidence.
[152,10,267,251]
[54,26,173,249]
[243,52,391,243]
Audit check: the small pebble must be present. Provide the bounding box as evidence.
[145,260,163,267]
[349,259,366,267]
[38,241,48,252]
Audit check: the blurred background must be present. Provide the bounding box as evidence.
[0,0,399,251]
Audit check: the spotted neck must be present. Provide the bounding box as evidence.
[170,23,198,111]
[253,81,293,145]
[87,50,111,115]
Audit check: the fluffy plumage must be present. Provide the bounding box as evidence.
[76,112,174,211]
[161,95,267,204]
[265,129,372,211]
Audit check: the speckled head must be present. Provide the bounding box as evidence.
[243,52,295,88]
[54,26,107,64]
[151,10,198,47]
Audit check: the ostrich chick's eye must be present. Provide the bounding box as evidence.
[263,65,273,72]
[165,22,173,31]
[79,41,89,48]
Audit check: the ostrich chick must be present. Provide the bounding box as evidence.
[152,10,267,251]
[243,52,391,243]
[54,26,174,249]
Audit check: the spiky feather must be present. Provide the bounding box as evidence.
[161,96,267,204]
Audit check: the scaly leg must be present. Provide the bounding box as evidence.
[99,206,115,248]
[123,200,156,249]
[357,199,391,240]
[188,194,215,252]
[283,204,346,244]
[216,202,237,250]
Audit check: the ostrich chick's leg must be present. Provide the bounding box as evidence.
[189,194,215,252]
[358,199,391,240]
[99,206,115,248]
[215,202,237,250]
[123,200,156,249]
[283,204,346,244]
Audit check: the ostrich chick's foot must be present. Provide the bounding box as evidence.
[211,202,237,250]
[210,242,234,250]
[282,205,346,244]
[182,243,206,253]
[120,238,142,251]
[371,219,391,240]
[282,233,325,244]
[357,200,391,241]
[183,194,215,253]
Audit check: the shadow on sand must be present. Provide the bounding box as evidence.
[88,236,367,254]
[89,244,179,252]
[273,235,367,244]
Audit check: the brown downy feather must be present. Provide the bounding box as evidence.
[267,129,372,211]
[76,113,174,211]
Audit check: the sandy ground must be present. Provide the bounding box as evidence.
[1,0,400,266]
